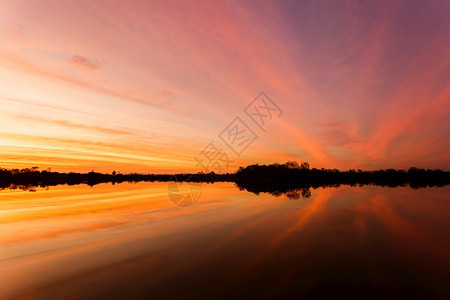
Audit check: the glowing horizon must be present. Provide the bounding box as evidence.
[0,0,449,173]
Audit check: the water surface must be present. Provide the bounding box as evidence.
[1,182,449,299]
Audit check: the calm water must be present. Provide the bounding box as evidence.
[0,182,449,299]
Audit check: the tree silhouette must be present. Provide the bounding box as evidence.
[0,162,448,193]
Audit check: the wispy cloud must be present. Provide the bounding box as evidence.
[0,0,448,171]
[69,55,104,71]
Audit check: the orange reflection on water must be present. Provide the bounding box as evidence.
[0,183,449,299]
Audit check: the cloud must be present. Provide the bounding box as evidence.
[18,115,132,136]
[69,55,104,71]
[0,0,448,172]
[315,121,362,147]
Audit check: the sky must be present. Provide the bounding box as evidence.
[0,0,449,173]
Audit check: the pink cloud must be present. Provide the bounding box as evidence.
[69,55,104,71]
[0,0,448,171]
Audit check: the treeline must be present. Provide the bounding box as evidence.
[1,162,449,193]
[0,167,234,191]
[234,161,450,197]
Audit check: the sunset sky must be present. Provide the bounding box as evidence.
[0,0,449,173]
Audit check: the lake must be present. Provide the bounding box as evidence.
[0,182,449,299]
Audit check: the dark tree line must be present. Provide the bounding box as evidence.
[234,161,450,199]
[1,162,449,194]
[0,167,234,191]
